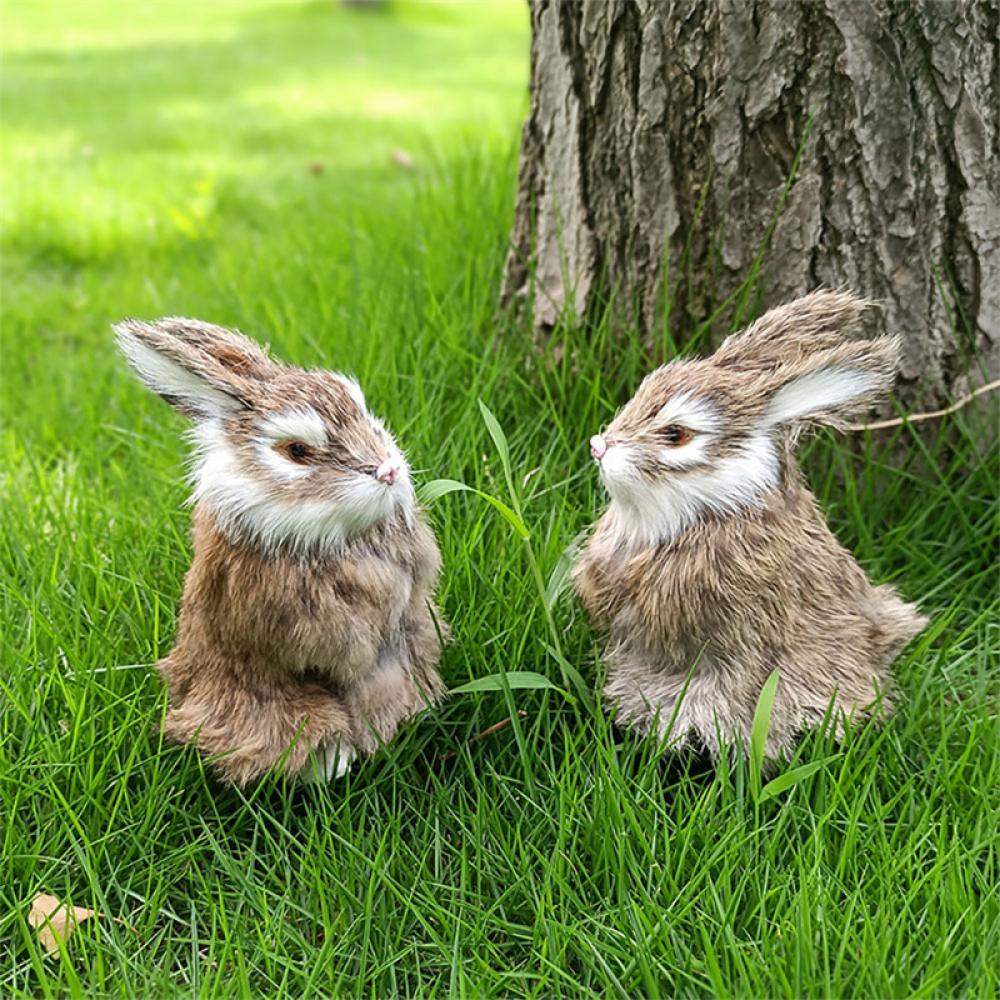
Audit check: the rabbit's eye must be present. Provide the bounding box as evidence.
[281,440,315,464]
[661,424,693,447]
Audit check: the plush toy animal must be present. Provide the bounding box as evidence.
[116,318,446,785]
[573,291,926,758]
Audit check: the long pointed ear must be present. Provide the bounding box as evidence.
[713,290,876,370]
[757,336,902,430]
[114,317,277,419]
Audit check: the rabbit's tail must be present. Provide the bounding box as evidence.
[869,585,928,662]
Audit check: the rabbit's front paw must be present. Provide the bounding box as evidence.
[300,740,357,783]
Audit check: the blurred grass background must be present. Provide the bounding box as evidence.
[1,2,997,996]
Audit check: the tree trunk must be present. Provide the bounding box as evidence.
[502,0,999,405]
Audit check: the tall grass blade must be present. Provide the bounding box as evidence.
[749,669,780,798]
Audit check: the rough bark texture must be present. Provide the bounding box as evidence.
[502,0,1000,404]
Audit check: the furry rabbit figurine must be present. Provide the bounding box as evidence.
[573,291,926,759]
[116,317,446,785]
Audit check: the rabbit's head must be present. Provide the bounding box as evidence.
[589,291,901,546]
[116,317,413,553]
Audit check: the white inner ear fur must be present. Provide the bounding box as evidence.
[762,366,876,427]
[601,434,779,547]
[118,330,241,417]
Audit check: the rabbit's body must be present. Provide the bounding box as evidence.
[161,506,445,785]
[575,292,926,757]
[575,450,924,756]
[116,317,446,785]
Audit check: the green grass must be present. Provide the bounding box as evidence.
[2,2,998,996]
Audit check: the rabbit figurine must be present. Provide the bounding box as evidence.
[116,317,446,785]
[573,291,926,759]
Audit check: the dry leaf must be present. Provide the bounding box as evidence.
[28,894,101,957]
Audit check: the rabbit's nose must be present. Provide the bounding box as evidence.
[375,458,400,485]
[590,435,607,460]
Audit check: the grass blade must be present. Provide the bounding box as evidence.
[419,478,474,503]
[750,669,780,798]
[450,671,563,695]
[758,759,829,803]
[478,398,513,488]
[544,546,575,610]
[420,478,529,539]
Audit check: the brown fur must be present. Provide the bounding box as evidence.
[162,507,446,784]
[573,292,927,757]
[116,317,447,785]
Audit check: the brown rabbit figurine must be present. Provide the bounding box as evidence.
[116,317,446,785]
[573,291,926,759]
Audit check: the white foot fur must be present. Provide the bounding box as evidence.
[301,743,357,783]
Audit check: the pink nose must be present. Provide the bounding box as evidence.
[376,459,400,485]
[590,435,607,460]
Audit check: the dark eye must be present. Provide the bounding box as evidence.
[283,440,314,464]
[660,424,693,447]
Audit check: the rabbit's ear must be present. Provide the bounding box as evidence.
[713,290,874,370]
[115,317,276,419]
[757,336,901,430]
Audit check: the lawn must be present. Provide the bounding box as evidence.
[1,1,997,996]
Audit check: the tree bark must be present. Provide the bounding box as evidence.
[502,0,999,404]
